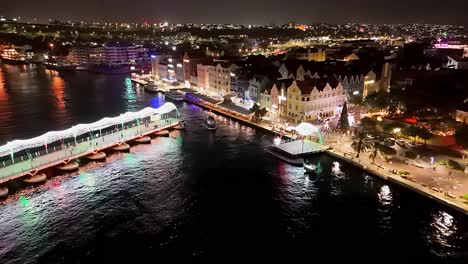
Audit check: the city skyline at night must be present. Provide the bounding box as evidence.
[1,0,468,25]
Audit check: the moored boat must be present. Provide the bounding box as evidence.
[303,160,317,173]
[44,61,77,71]
[23,173,47,183]
[144,83,159,93]
[165,90,184,101]
[204,116,217,130]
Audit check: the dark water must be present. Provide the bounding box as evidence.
[0,64,467,263]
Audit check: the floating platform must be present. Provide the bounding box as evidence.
[266,146,304,166]
[57,161,79,171]
[0,186,8,197]
[274,140,327,157]
[87,152,107,160]
[134,136,151,144]
[113,143,130,151]
[23,173,47,183]
[154,130,170,137]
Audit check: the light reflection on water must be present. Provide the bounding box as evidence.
[0,66,467,263]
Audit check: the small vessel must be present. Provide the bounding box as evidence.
[144,83,159,93]
[23,173,47,183]
[134,136,151,144]
[303,160,317,173]
[113,143,130,151]
[87,152,107,160]
[0,186,8,198]
[205,116,217,130]
[165,90,184,101]
[154,130,170,137]
[57,161,80,171]
[44,60,77,71]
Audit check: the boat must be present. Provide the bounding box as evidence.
[144,83,159,93]
[113,143,130,151]
[0,48,30,64]
[134,136,151,144]
[0,187,8,198]
[87,152,107,160]
[165,90,184,101]
[57,161,80,171]
[303,160,317,173]
[154,130,170,137]
[23,173,47,183]
[204,116,218,130]
[44,60,77,71]
[265,145,304,166]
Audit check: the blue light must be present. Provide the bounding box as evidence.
[151,55,156,59]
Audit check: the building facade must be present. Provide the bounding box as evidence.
[286,79,346,121]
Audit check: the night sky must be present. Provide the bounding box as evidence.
[1,0,467,25]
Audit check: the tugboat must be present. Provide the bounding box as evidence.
[204,116,217,130]
[303,159,317,173]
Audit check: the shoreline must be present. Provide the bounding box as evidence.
[184,95,468,216]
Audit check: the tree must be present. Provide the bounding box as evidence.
[360,117,377,131]
[336,102,350,130]
[349,95,363,106]
[355,131,365,158]
[418,128,433,145]
[354,117,377,158]
[383,122,401,133]
[370,142,379,164]
[403,125,432,144]
[250,104,267,122]
[403,125,420,142]
[363,90,390,112]
[455,125,468,149]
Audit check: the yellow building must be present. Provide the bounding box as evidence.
[286,78,346,121]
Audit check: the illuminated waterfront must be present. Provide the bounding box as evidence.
[0,64,467,263]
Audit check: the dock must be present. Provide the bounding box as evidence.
[0,103,181,184]
[274,139,327,156]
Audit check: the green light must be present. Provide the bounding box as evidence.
[19,196,30,206]
[79,172,95,187]
[316,162,322,175]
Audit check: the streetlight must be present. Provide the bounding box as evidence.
[49,43,54,56]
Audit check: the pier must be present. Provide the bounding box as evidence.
[274,139,327,156]
[0,103,182,184]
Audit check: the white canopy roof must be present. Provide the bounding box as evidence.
[295,122,319,136]
[0,102,178,156]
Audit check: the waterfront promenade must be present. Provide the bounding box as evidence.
[184,93,468,215]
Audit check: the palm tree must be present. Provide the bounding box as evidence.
[370,142,380,164]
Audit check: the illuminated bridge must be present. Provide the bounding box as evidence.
[0,103,182,185]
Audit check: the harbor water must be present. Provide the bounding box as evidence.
[0,63,467,263]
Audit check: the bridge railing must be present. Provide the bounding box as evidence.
[0,117,180,181]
